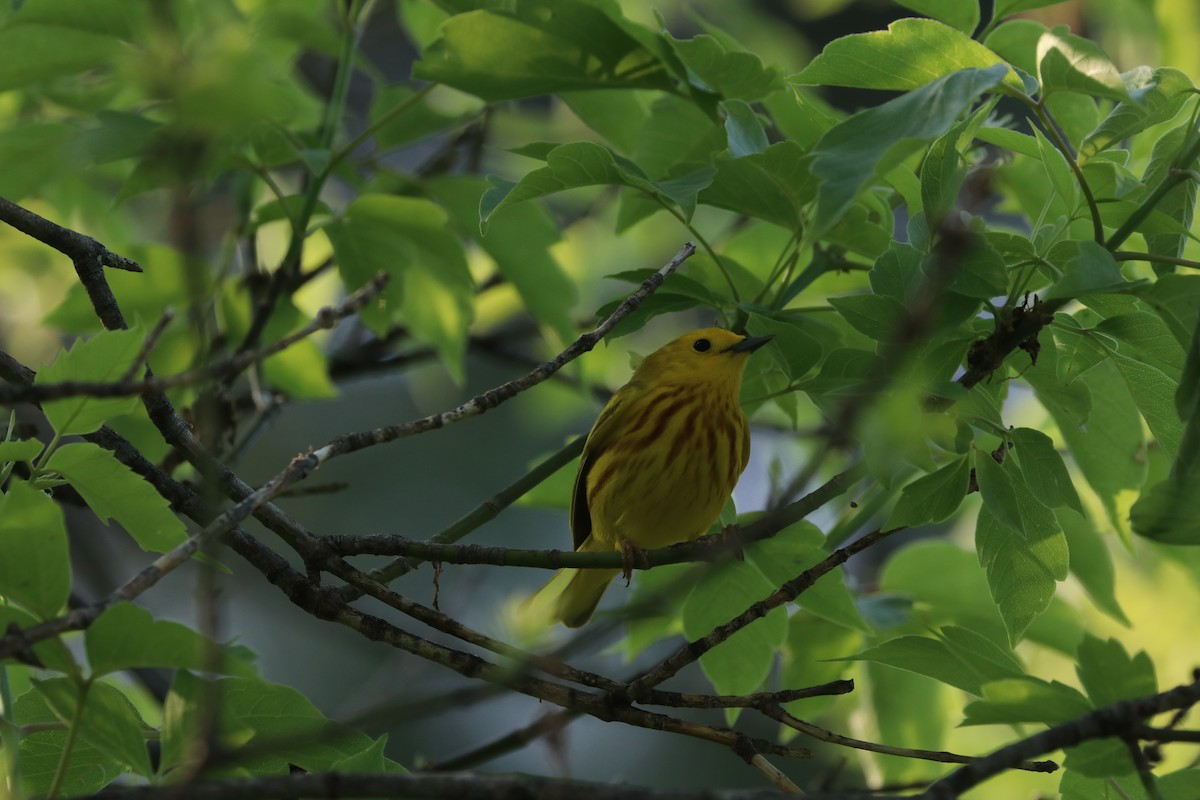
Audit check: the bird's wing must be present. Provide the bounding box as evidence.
[569,385,635,551]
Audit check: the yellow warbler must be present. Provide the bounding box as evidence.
[525,327,772,628]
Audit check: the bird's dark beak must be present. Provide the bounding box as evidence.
[728,334,773,354]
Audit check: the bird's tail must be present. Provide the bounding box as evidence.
[519,562,620,629]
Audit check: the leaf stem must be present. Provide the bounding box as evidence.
[279,0,376,273]
[46,681,90,800]
[0,655,20,796]
[1113,250,1200,270]
[1030,99,1104,244]
[652,195,740,302]
[325,83,436,177]
[1106,100,1200,251]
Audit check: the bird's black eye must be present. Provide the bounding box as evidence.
[693,338,711,352]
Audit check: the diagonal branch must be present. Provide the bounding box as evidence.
[921,676,1200,799]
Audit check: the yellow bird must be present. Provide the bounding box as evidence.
[525,328,772,627]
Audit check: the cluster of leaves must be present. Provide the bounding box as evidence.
[2,0,1200,797]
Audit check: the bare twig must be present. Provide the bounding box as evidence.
[761,705,1056,774]
[0,274,389,404]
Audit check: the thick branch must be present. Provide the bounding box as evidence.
[0,195,141,272]
[83,771,899,800]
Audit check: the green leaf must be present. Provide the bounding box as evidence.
[481,142,647,227]
[1057,509,1127,624]
[1044,240,1127,301]
[1079,67,1194,163]
[920,125,967,222]
[976,498,1068,646]
[37,327,144,436]
[963,676,1092,725]
[884,455,971,529]
[562,90,650,155]
[780,614,862,719]
[870,243,922,301]
[682,560,788,714]
[0,23,120,92]
[162,673,378,774]
[745,313,823,382]
[1027,353,1146,536]
[1130,473,1200,544]
[0,439,44,464]
[668,33,782,101]
[698,141,815,231]
[327,195,474,381]
[846,625,1023,695]
[881,540,1082,655]
[45,442,187,554]
[974,448,1023,533]
[809,65,1010,235]
[721,99,768,157]
[794,19,1017,91]
[828,294,907,341]
[1076,634,1156,707]
[15,689,123,798]
[1142,121,1200,264]
[35,678,152,777]
[951,241,1009,299]
[0,481,70,619]
[1011,427,1082,512]
[1097,312,1186,374]
[1034,127,1079,212]
[995,0,1072,18]
[1108,353,1182,459]
[370,85,483,150]
[894,0,980,34]
[1037,28,1130,101]
[411,1,672,101]
[86,602,249,678]
[429,176,576,343]
[1063,739,1136,779]
[746,522,872,634]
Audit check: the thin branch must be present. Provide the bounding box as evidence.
[1113,251,1200,270]
[338,436,586,599]
[614,527,899,705]
[761,705,1056,775]
[118,309,176,382]
[0,274,389,404]
[294,242,695,474]
[329,462,866,572]
[921,677,1200,799]
[423,710,579,772]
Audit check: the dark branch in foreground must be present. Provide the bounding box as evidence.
[82,771,904,800]
[922,675,1200,799]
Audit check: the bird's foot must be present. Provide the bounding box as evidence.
[619,539,649,586]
